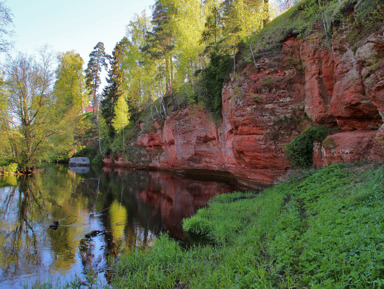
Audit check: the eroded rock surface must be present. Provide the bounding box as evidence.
[105,28,384,187]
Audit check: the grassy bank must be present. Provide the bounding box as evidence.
[112,163,384,288]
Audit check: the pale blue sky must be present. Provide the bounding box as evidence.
[5,0,154,63]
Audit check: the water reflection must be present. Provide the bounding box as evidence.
[0,166,235,287]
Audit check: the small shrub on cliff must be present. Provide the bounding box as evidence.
[266,107,311,142]
[346,2,384,50]
[285,125,329,167]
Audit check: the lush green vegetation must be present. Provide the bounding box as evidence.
[239,0,384,64]
[113,163,384,288]
[285,125,329,168]
[1,0,382,165]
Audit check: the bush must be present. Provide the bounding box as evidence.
[3,163,18,176]
[285,125,329,167]
[72,147,97,160]
[199,49,232,117]
[91,155,103,166]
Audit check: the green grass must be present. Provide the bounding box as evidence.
[112,163,384,288]
[239,0,384,65]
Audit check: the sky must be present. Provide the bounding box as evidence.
[5,0,154,64]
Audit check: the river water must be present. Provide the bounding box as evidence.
[0,165,236,288]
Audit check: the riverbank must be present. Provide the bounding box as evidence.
[112,163,384,288]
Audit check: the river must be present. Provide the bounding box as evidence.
[0,165,236,288]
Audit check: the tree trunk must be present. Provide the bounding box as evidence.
[165,57,176,109]
[263,0,270,27]
[98,119,102,155]
[155,101,162,119]
[122,125,125,151]
[161,96,167,118]
[149,97,154,121]
[79,74,84,113]
[233,46,236,73]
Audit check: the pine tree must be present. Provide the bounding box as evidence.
[142,0,177,108]
[201,5,223,53]
[85,42,109,120]
[101,38,129,136]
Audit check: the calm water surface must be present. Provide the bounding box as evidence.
[0,165,236,288]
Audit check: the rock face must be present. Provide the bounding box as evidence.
[105,28,384,188]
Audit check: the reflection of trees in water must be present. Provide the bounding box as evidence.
[0,165,234,286]
[138,172,236,240]
[0,166,164,284]
[0,178,46,276]
[98,172,162,252]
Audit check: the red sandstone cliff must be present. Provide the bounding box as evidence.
[104,26,384,187]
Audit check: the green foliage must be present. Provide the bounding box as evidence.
[241,0,315,61]
[112,164,384,288]
[240,0,382,63]
[72,147,97,160]
[111,134,125,153]
[265,107,311,142]
[119,145,151,165]
[322,135,337,150]
[261,76,273,90]
[2,163,18,176]
[269,164,384,287]
[3,53,55,168]
[0,160,10,167]
[85,42,109,120]
[285,125,329,167]
[102,38,129,136]
[250,92,262,102]
[346,1,384,50]
[54,51,88,114]
[112,95,130,134]
[354,0,384,18]
[91,154,103,166]
[199,49,232,117]
[51,51,91,162]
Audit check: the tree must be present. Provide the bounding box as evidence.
[52,51,90,161]
[0,1,13,52]
[263,0,270,27]
[201,4,223,53]
[168,0,206,92]
[54,51,89,114]
[125,12,168,120]
[85,42,109,120]
[201,0,268,58]
[101,38,129,136]
[143,0,177,108]
[0,76,13,162]
[2,53,55,168]
[112,95,130,150]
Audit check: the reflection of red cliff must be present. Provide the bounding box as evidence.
[139,172,234,240]
[105,29,384,187]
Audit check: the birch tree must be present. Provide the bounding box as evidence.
[3,53,55,168]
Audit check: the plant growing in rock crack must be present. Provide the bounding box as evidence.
[285,125,329,167]
[265,107,311,142]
